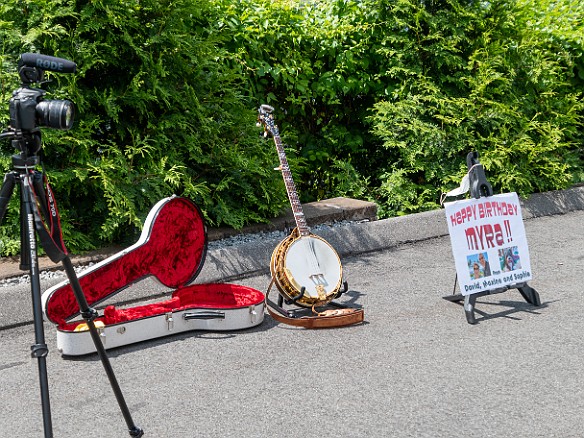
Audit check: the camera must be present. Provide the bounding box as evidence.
[9,87,75,131]
[1,53,77,156]
[9,53,76,132]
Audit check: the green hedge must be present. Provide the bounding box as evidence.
[218,0,583,216]
[368,0,584,216]
[0,0,582,255]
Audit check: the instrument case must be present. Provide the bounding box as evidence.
[42,196,265,356]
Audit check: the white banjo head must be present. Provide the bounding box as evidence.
[281,235,342,301]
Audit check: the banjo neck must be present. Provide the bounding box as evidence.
[258,105,310,237]
[272,132,310,237]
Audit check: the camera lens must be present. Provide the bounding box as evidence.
[36,99,75,130]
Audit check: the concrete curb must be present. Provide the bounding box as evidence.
[2,187,583,284]
[197,185,584,283]
[0,196,378,281]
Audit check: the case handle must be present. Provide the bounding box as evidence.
[183,311,225,320]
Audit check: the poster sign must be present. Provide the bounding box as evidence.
[444,192,532,296]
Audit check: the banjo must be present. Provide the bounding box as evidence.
[258,104,343,309]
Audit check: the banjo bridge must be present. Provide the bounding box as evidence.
[309,272,327,284]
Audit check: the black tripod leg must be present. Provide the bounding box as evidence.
[31,170,50,219]
[20,177,54,437]
[61,257,144,437]
[20,181,31,271]
[21,171,142,437]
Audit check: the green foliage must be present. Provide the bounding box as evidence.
[217,0,378,202]
[368,0,583,215]
[0,0,287,255]
[1,0,582,256]
[220,0,583,217]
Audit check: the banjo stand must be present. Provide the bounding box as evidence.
[264,278,362,329]
[267,278,350,314]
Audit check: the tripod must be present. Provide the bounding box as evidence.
[0,136,144,437]
[0,132,143,436]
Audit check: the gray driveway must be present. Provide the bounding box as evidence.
[1,187,583,437]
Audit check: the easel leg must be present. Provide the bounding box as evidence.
[463,294,478,325]
[518,285,541,306]
[448,284,540,325]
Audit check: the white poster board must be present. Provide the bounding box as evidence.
[444,192,532,296]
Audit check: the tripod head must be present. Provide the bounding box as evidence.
[1,53,76,159]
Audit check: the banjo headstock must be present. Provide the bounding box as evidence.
[257,104,279,138]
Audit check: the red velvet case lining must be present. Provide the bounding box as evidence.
[43,197,265,331]
[59,284,265,331]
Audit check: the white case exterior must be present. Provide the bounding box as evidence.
[56,302,265,356]
[42,196,267,356]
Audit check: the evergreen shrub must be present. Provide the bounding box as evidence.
[0,0,582,256]
[0,0,288,255]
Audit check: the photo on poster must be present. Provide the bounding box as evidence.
[499,246,522,272]
[467,252,492,279]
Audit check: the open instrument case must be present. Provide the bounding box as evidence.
[42,196,265,356]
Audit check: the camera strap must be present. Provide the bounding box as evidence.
[26,168,68,263]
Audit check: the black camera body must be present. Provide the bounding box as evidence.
[10,86,74,131]
[1,53,77,157]
[9,87,40,131]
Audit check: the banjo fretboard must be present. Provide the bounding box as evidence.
[259,105,310,236]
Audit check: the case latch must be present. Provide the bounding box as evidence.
[97,325,106,345]
[166,312,174,331]
[249,305,259,324]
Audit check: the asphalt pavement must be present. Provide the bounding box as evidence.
[1,187,584,437]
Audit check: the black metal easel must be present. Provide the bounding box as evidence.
[0,53,143,437]
[443,152,541,324]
